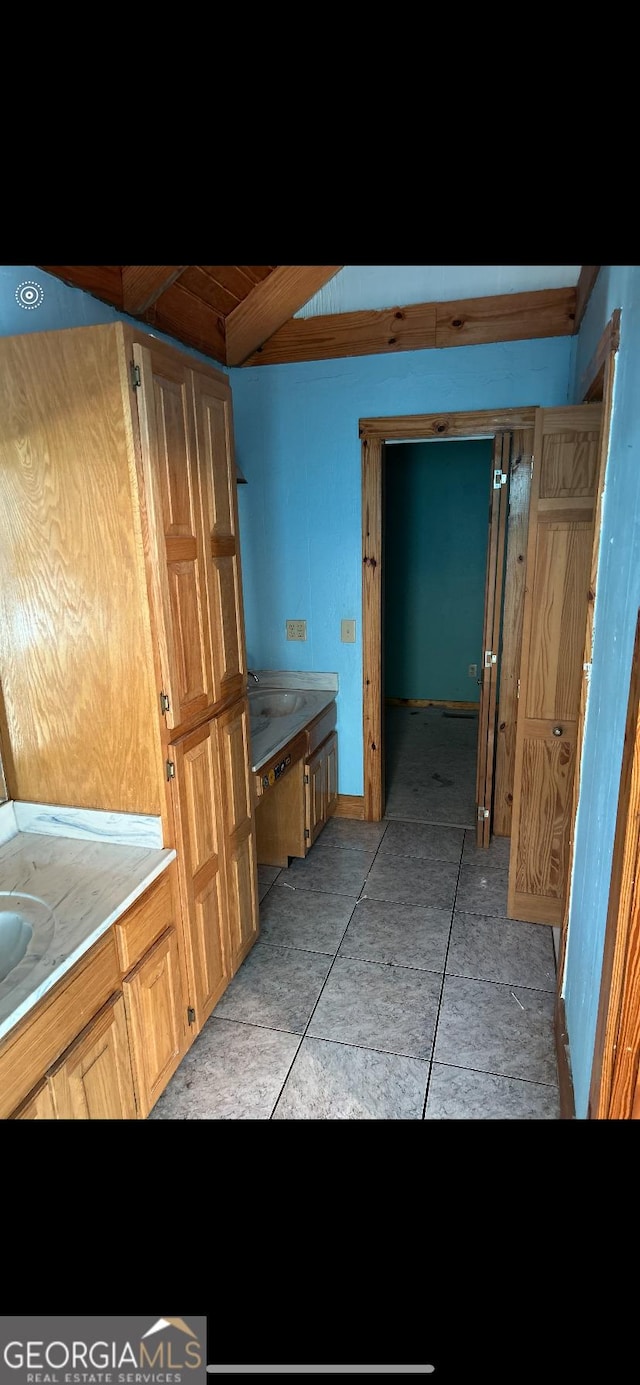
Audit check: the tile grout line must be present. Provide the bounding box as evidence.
[420,826,468,1119]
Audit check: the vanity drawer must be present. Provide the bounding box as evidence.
[307,701,337,756]
[113,866,176,973]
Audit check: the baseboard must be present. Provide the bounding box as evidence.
[385,698,479,711]
[554,994,576,1119]
[334,794,365,819]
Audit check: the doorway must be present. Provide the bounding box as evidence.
[382,436,494,832]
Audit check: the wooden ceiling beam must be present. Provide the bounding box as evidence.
[243,287,577,366]
[224,265,343,366]
[38,266,124,308]
[121,266,187,314]
[574,266,601,332]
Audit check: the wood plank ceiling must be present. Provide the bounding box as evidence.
[37,265,598,368]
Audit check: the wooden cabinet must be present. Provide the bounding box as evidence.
[255,716,339,869]
[305,731,338,849]
[3,862,189,1120]
[0,321,259,1058]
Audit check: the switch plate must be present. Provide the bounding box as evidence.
[286,619,307,641]
[341,619,356,643]
[468,663,477,678]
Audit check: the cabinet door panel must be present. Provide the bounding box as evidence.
[123,927,186,1117]
[192,371,246,706]
[49,995,137,1120]
[217,700,259,966]
[12,1082,57,1120]
[305,748,326,848]
[325,732,338,819]
[171,720,232,1028]
[133,342,214,729]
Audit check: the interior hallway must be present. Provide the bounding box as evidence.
[151,707,560,1120]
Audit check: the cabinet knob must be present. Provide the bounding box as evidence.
[552,726,563,737]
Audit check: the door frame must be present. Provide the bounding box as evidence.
[359,405,537,822]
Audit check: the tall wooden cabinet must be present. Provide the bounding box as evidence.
[0,322,259,1054]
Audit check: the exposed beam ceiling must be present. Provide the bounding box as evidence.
[224,266,343,365]
[121,266,187,314]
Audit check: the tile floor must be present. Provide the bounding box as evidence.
[151,707,561,1120]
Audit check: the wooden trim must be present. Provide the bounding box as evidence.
[554,994,576,1119]
[334,794,365,819]
[588,610,640,1119]
[476,435,510,847]
[121,266,187,314]
[558,326,618,985]
[360,407,537,441]
[38,265,124,308]
[225,266,343,366]
[580,307,621,402]
[243,288,576,366]
[493,429,533,837]
[574,266,601,332]
[385,698,478,710]
[361,407,536,823]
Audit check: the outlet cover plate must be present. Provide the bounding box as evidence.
[286,619,307,641]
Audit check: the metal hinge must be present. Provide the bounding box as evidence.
[187,1006,196,1026]
[494,469,508,488]
[477,806,490,821]
[130,361,141,389]
[160,691,170,714]
[517,678,521,699]
[304,774,309,784]
[484,650,497,669]
[583,661,592,681]
[166,759,175,781]
[304,828,310,839]
[530,456,534,477]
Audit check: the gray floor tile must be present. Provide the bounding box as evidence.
[149,1017,300,1120]
[424,1064,561,1119]
[213,941,332,1033]
[454,860,510,916]
[320,818,389,851]
[259,887,355,955]
[447,912,556,991]
[434,974,558,1084]
[462,832,512,868]
[339,897,451,973]
[257,865,281,902]
[375,820,465,863]
[278,846,371,897]
[273,1036,428,1120]
[364,855,459,909]
[307,956,442,1060]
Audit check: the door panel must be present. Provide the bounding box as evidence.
[508,405,602,924]
[475,433,510,846]
[217,700,259,967]
[123,927,186,1118]
[49,996,137,1120]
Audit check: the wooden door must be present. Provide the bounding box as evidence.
[305,746,326,848]
[508,405,602,924]
[133,341,215,731]
[475,434,511,846]
[191,369,247,708]
[325,732,338,819]
[171,719,232,1029]
[49,995,137,1119]
[12,1081,57,1120]
[217,700,259,969]
[123,927,186,1118]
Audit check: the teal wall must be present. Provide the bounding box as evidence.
[383,439,493,702]
[563,267,640,1118]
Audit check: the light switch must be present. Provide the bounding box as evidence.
[341,619,356,643]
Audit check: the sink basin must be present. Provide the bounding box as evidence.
[249,690,306,722]
[0,892,55,988]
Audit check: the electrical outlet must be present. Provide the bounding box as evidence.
[341,619,356,643]
[468,663,477,678]
[286,619,307,641]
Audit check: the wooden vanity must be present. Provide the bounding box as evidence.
[253,701,338,868]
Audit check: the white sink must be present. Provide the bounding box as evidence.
[0,892,55,988]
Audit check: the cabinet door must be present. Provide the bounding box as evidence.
[191,369,247,708]
[171,720,232,1029]
[324,732,338,819]
[305,747,327,848]
[217,699,259,969]
[49,995,137,1120]
[133,340,215,731]
[123,927,186,1117]
[12,1081,57,1120]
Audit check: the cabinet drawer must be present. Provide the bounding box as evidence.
[0,930,120,1119]
[113,867,176,973]
[307,701,337,756]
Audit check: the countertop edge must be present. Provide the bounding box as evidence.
[250,691,337,774]
[0,847,177,1046]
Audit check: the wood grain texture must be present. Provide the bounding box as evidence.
[149,282,227,364]
[325,732,338,819]
[49,993,137,1119]
[386,698,478,710]
[225,266,343,365]
[580,308,620,402]
[362,437,384,820]
[255,758,306,866]
[493,428,533,837]
[476,437,509,846]
[574,266,601,331]
[360,408,537,441]
[217,699,259,968]
[113,867,175,973]
[334,794,365,819]
[244,289,575,366]
[0,325,162,813]
[38,265,124,308]
[12,1080,57,1120]
[305,745,326,847]
[123,925,186,1117]
[508,404,602,925]
[589,611,640,1119]
[121,266,187,314]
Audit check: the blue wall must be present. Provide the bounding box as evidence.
[563,267,640,1118]
[232,338,574,795]
[383,440,493,702]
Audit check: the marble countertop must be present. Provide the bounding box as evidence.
[0,831,176,1043]
[248,671,338,774]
